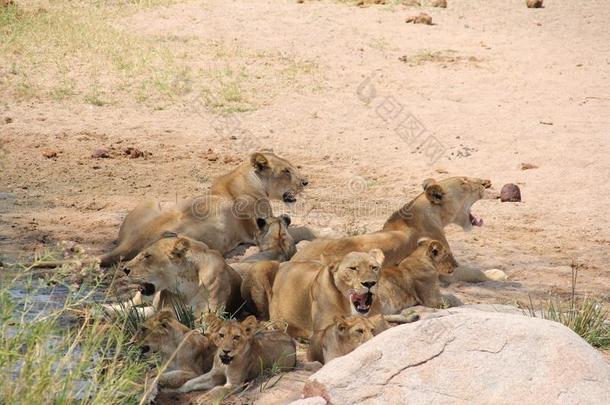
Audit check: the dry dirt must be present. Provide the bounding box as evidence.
[1,0,609,401]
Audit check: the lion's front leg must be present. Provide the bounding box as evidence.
[177,368,225,393]
[158,370,199,389]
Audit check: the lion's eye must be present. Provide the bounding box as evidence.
[372,266,380,272]
[283,169,291,176]
[218,333,224,338]
[143,253,152,260]
[349,266,358,271]
[233,335,240,341]
[356,329,364,334]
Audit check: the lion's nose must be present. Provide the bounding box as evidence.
[222,350,230,355]
[361,281,376,289]
[123,267,130,276]
[301,179,309,186]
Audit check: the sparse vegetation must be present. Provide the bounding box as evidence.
[0,0,319,112]
[526,262,610,348]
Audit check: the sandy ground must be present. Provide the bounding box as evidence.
[1,0,609,401]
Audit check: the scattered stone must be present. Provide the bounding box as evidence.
[356,0,386,6]
[398,55,408,63]
[539,120,553,125]
[526,0,543,8]
[406,13,433,25]
[520,162,538,170]
[304,310,610,403]
[42,149,58,158]
[4,117,13,124]
[203,148,219,162]
[91,148,110,159]
[500,183,521,202]
[426,0,446,7]
[402,0,421,6]
[123,147,147,158]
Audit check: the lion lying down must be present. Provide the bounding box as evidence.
[176,315,296,397]
[292,176,506,283]
[307,315,377,364]
[131,310,216,389]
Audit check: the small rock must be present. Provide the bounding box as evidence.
[123,147,147,158]
[356,0,386,6]
[526,0,543,8]
[406,13,433,25]
[520,162,538,170]
[42,149,58,158]
[500,183,521,202]
[427,0,447,7]
[398,55,408,63]
[91,148,110,158]
[4,117,13,124]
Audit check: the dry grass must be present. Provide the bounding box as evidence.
[0,0,320,112]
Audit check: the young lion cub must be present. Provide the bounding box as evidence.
[131,310,216,389]
[377,237,458,314]
[177,316,296,396]
[308,315,377,364]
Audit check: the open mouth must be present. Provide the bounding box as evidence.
[139,282,156,296]
[282,191,296,203]
[469,212,483,227]
[219,354,233,365]
[350,292,373,314]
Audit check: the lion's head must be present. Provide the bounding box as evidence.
[131,309,190,354]
[422,176,491,231]
[250,152,308,203]
[123,233,205,296]
[213,315,258,365]
[405,237,458,275]
[327,315,375,357]
[255,214,296,260]
[322,249,385,316]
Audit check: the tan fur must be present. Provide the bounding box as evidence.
[378,238,458,315]
[308,315,376,364]
[131,310,215,389]
[291,177,491,281]
[177,315,296,396]
[100,152,307,266]
[124,234,243,317]
[238,260,279,320]
[269,249,385,339]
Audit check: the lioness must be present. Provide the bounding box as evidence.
[378,238,458,314]
[291,177,491,280]
[124,233,243,317]
[269,249,385,339]
[307,315,376,364]
[131,310,215,388]
[101,152,308,266]
[177,315,296,396]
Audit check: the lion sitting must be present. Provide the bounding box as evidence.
[292,177,495,283]
[100,152,308,266]
[378,238,458,315]
[176,315,296,396]
[124,232,243,317]
[269,249,385,339]
[307,315,377,364]
[131,310,217,388]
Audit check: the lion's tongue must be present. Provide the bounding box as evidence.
[350,293,369,310]
[470,213,483,227]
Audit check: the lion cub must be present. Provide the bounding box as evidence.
[132,310,216,388]
[177,315,296,396]
[378,238,458,315]
[308,315,376,364]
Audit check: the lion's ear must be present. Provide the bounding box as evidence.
[427,241,443,260]
[424,182,445,205]
[334,315,348,333]
[202,312,223,334]
[280,214,291,227]
[242,315,258,336]
[320,253,340,271]
[256,217,268,231]
[250,153,270,172]
[368,248,385,265]
[171,237,191,258]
